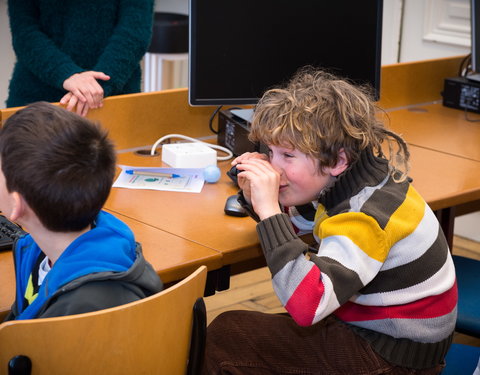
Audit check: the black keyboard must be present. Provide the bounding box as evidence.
[0,215,26,251]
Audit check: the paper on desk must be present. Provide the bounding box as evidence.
[113,165,205,193]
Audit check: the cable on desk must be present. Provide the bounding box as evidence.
[464,107,480,122]
[150,133,234,160]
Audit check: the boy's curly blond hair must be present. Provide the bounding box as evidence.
[249,67,409,182]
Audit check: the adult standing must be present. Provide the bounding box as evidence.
[7,0,155,116]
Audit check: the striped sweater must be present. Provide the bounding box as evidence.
[255,149,457,369]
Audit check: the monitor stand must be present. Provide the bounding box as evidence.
[466,73,480,82]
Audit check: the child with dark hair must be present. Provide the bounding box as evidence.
[203,68,457,374]
[0,102,162,320]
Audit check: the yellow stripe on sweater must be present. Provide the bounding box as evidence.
[319,212,388,262]
[384,185,425,246]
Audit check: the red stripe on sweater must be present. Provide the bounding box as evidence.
[335,281,457,322]
[285,266,324,326]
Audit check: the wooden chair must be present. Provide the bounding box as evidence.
[0,265,207,375]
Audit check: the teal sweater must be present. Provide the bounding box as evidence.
[6,0,154,108]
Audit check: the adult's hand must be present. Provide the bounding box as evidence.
[62,71,110,110]
[60,92,90,117]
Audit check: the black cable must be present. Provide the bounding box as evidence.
[208,106,246,134]
[464,107,480,122]
[208,105,223,134]
[459,54,472,77]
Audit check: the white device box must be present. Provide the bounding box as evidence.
[161,142,217,168]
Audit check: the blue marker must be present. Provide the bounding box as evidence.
[126,170,181,178]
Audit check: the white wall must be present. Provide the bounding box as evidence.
[382,0,404,65]
[399,0,470,62]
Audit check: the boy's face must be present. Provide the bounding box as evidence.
[268,145,337,207]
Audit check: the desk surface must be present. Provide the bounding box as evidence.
[107,152,261,266]
[386,103,480,162]
[407,145,480,210]
[105,146,480,269]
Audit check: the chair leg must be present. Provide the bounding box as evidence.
[187,297,207,375]
[8,355,32,375]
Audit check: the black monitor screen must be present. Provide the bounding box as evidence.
[472,0,480,72]
[189,0,383,106]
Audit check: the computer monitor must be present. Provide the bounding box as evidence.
[188,0,383,106]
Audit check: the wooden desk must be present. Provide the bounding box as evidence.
[385,103,480,162]
[407,146,480,247]
[107,152,261,268]
[106,145,480,275]
[408,146,480,211]
[104,212,222,285]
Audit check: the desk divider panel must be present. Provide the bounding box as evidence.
[0,89,219,151]
[379,55,465,109]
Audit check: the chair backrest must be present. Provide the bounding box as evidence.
[0,266,207,375]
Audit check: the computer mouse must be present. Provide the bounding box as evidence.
[224,194,248,217]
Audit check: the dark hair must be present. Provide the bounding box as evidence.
[0,102,116,231]
[249,67,410,181]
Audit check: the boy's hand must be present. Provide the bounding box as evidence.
[232,152,268,204]
[235,157,282,220]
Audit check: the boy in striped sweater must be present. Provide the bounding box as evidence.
[203,68,457,374]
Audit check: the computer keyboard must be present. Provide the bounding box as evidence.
[0,214,26,251]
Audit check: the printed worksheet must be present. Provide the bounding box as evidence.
[113,165,205,193]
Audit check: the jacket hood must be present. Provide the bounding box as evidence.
[13,211,156,320]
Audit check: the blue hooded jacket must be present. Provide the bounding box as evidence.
[10,210,162,320]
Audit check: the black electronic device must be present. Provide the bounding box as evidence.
[441,0,480,111]
[226,165,241,186]
[224,194,248,217]
[0,214,26,251]
[217,109,258,156]
[189,0,383,106]
[442,76,480,113]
